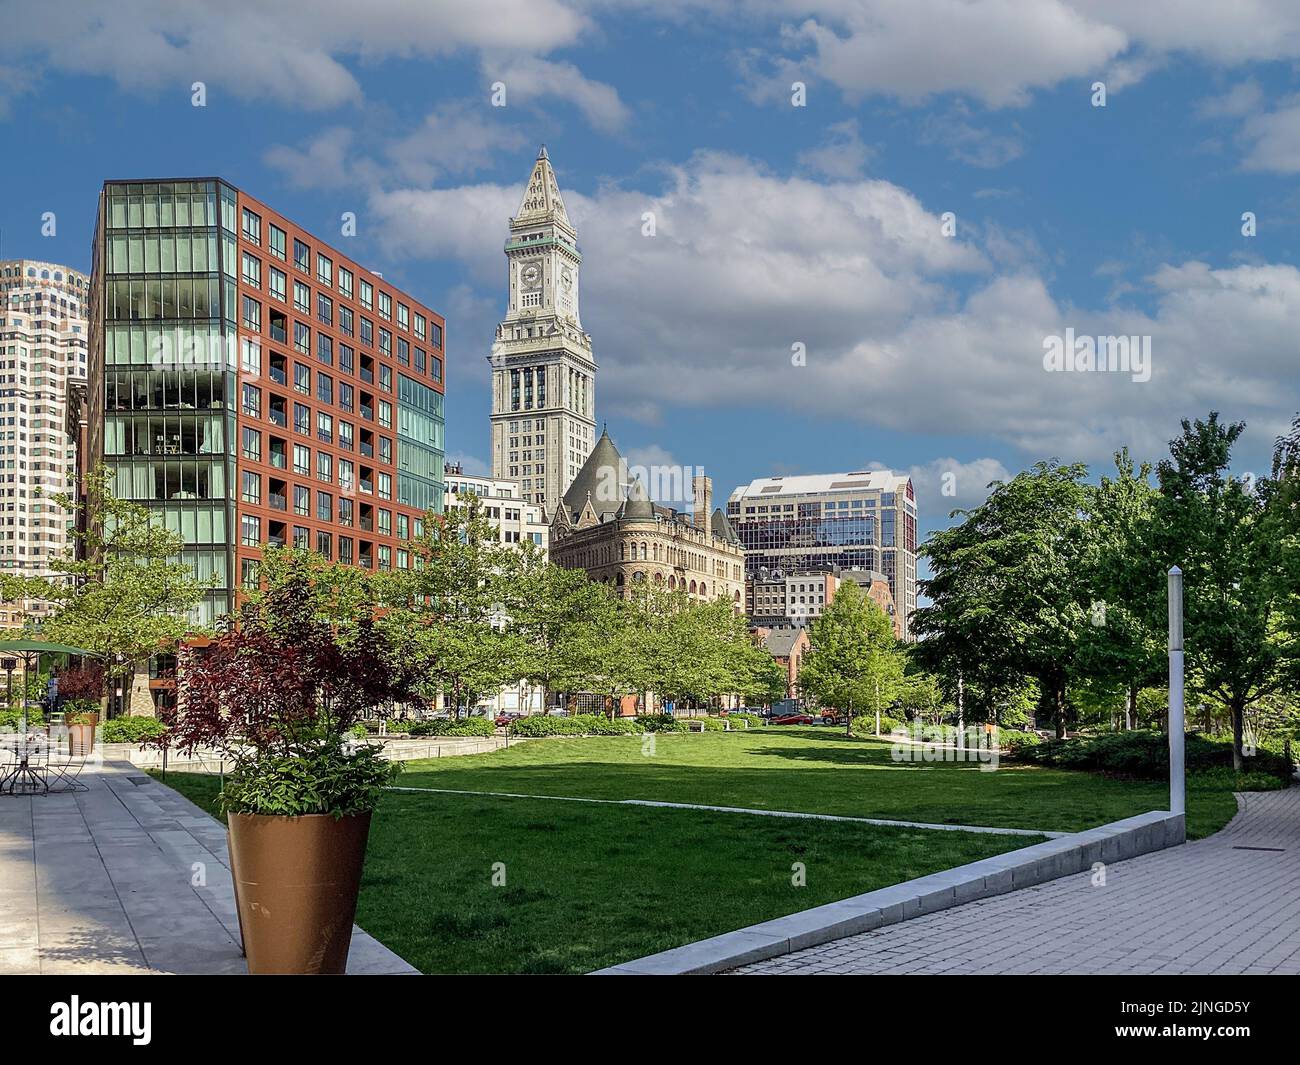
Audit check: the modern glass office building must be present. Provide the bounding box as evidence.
[727,470,918,639]
[88,179,446,626]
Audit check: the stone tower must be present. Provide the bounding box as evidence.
[488,146,598,517]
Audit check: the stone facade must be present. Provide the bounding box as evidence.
[550,430,745,608]
[488,147,597,517]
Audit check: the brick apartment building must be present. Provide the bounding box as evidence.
[87,179,447,629]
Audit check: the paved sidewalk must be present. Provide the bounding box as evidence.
[0,759,417,975]
[733,788,1300,975]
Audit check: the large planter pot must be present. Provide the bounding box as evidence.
[227,810,372,975]
[68,723,97,756]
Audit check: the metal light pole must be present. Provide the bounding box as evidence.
[1167,566,1185,817]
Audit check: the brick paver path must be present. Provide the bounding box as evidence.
[734,788,1300,975]
[0,759,417,974]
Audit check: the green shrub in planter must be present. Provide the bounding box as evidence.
[100,716,168,743]
[850,714,904,736]
[220,740,399,817]
[408,717,495,738]
[696,716,727,731]
[725,712,762,728]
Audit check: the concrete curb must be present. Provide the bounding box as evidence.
[592,809,1186,975]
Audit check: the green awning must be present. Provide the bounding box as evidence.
[0,640,101,657]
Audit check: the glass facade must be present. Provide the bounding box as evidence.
[100,180,237,625]
[396,372,444,514]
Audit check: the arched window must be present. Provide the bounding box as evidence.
[689,580,697,595]
[668,576,677,591]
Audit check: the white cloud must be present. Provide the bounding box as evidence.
[873,457,1014,519]
[362,151,1300,467]
[797,120,874,178]
[1238,96,1300,173]
[482,55,631,133]
[1,0,591,111]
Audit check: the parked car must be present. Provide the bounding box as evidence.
[494,712,522,728]
[820,710,846,726]
[772,712,815,726]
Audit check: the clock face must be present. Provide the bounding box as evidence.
[560,267,573,289]
[521,263,541,287]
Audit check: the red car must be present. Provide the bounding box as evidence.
[772,712,815,726]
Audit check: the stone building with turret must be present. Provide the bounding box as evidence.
[548,428,745,610]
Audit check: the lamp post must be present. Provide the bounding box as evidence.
[1167,566,1185,818]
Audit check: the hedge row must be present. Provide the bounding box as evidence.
[1013,729,1291,780]
[100,716,168,743]
[407,717,496,738]
[509,714,644,737]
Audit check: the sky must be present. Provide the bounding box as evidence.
[3,0,1300,549]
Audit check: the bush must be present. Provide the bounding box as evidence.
[725,711,763,729]
[509,713,642,737]
[219,741,401,817]
[636,714,689,733]
[993,729,1041,753]
[1014,729,1291,780]
[408,717,495,738]
[696,717,727,731]
[850,714,904,737]
[100,716,168,744]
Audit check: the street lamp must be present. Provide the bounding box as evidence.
[1167,566,1185,819]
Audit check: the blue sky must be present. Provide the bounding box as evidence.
[4,1,1300,547]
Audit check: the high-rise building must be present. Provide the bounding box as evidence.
[727,470,918,638]
[488,146,597,518]
[87,179,446,625]
[0,259,90,628]
[746,563,900,637]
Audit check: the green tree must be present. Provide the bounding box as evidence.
[1150,414,1296,769]
[914,461,1091,738]
[0,468,210,716]
[1078,449,1167,729]
[378,494,527,719]
[800,582,904,736]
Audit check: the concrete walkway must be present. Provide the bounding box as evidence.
[733,788,1300,975]
[0,760,417,975]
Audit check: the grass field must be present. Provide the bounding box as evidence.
[396,726,1239,838]
[153,726,1244,974]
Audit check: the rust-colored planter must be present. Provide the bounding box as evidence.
[227,810,372,975]
[68,723,96,756]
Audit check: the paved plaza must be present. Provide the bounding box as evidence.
[733,788,1300,975]
[0,760,416,975]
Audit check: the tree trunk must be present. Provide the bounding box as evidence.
[1054,683,1066,740]
[956,671,965,752]
[1231,699,1245,773]
[845,694,852,738]
[1125,683,1136,731]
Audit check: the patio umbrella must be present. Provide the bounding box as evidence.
[0,640,103,731]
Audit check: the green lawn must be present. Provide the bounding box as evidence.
[397,726,1239,838]
[152,726,1244,974]
[155,771,1038,974]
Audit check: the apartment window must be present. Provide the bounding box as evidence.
[241,558,260,590]
[317,411,332,443]
[293,362,310,394]
[339,305,353,337]
[240,337,261,375]
[317,292,333,326]
[241,426,261,462]
[431,355,443,383]
[379,436,391,464]
[269,224,286,261]
[241,471,261,505]
[293,280,310,314]
[378,291,391,321]
[339,381,354,413]
[378,328,391,357]
[291,322,309,355]
[378,365,391,393]
[339,420,354,451]
[317,372,333,406]
[241,252,261,288]
[359,278,373,310]
[429,322,442,349]
[316,491,332,522]
[294,402,310,436]
[397,303,409,331]
[414,347,425,374]
[293,239,310,274]
[338,266,353,300]
[293,444,311,477]
[378,400,392,429]
[241,208,261,246]
[378,509,392,536]
[359,318,373,346]
[293,484,310,514]
[293,524,310,549]
[316,254,333,287]
[413,313,426,341]
[269,267,287,303]
[378,472,392,500]
[339,344,354,375]
[315,530,331,559]
[241,383,261,418]
[317,451,333,482]
[316,333,332,365]
[240,514,260,547]
[397,514,409,540]
[397,338,409,366]
[241,296,261,332]
[338,535,353,564]
[339,458,354,492]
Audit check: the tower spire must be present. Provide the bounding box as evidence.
[514,145,571,232]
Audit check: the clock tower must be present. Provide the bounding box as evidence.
[489,146,597,517]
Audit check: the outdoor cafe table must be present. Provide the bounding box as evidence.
[0,733,55,794]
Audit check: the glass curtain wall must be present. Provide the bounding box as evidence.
[396,373,445,515]
[101,181,237,624]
